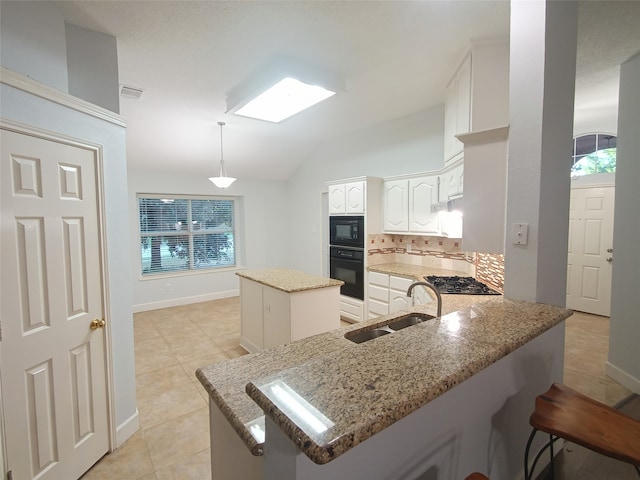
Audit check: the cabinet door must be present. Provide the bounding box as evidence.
[262,286,291,349]
[440,162,464,200]
[389,290,411,313]
[408,176,439,234]
[456,54,472,139]
[444,79,458,162]
[383,180,409,231]
[328,183,346,214]
[345,181,366,214]
[240,279,265,351]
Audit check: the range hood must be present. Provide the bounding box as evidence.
[431,196,463,213]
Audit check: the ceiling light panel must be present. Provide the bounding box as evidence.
[234,77,336,123]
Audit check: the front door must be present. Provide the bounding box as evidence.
[566,185,615,316]
[1,128,109,479]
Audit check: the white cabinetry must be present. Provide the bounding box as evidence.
[444,42,509,166]
[408,176,439,234]
[367,272,415,319]
[382,180,408,231]
[438,160,464,202]
[328,180,366,215]
[239,277,341,353]
[340,295,365,323]
[444,54,471,164]
[383,175,439,235]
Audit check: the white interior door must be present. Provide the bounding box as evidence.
[566,186,615,316]
[1,128,109,479]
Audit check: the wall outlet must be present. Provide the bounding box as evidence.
[164,283,172,292]
[406,243,412,253]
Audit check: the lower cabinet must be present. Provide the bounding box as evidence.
[239,278,341,353]
[340,295,365,323]
[367,272,415,319]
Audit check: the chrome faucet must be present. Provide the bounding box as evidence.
[406,281,442,317]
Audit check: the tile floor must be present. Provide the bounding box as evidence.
[80,300,633,479]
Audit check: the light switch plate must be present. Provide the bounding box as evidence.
[512,223,529,245]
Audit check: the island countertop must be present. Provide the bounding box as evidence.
[196,296,571,463]
[236,268,344,293]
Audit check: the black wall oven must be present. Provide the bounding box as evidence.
[329,216,365,249]
[329,246,365,300]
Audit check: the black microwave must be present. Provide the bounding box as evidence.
[329,215,365,248]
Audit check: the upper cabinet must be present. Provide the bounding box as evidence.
[328,180,366,215]
[438,160,464,203]
[444,54,471,164]
[383,174,439,235]
[444,41,509,165]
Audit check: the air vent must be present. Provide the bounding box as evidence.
[120,85,144,99]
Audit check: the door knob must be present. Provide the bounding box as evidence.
[606,257,613,263]
[607,248,613,253]
[90,319,106,330]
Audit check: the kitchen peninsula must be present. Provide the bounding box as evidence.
[237,269,343,353]
[197,296,572,480]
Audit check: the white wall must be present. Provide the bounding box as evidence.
[128,170,289,310]
[607,51,640,394]
[286,106,445,275]
[0,1,69,92]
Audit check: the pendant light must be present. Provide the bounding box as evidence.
[209,121,236,188]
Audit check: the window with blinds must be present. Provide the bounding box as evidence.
[138,195,236,275]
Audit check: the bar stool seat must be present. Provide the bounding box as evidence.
[464,474,489,480]
[525,383,640,480]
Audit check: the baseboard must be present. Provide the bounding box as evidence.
[606,361,640,394]
[115,409,139,448]
[132,290,239,313]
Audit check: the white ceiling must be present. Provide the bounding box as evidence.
[53,1,640,181]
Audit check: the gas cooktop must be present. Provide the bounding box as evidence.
[425,276,501,295]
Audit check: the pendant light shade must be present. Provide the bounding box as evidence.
[209,121,236,188]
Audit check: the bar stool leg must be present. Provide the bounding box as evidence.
[524,428,538,480]
[549,433,555,480]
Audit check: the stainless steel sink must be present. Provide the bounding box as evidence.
[387,313,435,331]
[345,313,436,343]
[345,328,392,344]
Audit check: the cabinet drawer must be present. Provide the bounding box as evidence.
[389,275,414,292]
[368,298,389,316]
[340,296,364,322]
[368,271,389,287]
[368,284,389,302]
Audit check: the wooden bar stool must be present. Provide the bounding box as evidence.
[524,383,640,480]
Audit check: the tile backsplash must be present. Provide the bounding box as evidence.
[367,234,473,272]
[367,234,505,293]
[475,252,505,292]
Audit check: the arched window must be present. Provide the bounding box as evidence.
[571,133,617,176]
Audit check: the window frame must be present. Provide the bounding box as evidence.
[571,133,617,177]
[137,193,239,278]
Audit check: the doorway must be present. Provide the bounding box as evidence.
[566,182,615,317]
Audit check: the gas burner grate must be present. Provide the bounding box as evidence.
[425,276,501,295]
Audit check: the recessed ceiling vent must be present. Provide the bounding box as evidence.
[120,85,144,99]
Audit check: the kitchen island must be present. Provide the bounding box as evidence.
[237,269,343,353]
[197,295,571,479]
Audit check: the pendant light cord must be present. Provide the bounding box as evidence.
[218,121,226,175]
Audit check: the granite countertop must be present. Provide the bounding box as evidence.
[197,297,570,464]
[368,262,469,280]
[236,268,343,293]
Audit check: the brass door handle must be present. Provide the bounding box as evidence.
[90,319,106,330]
